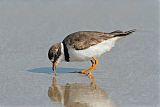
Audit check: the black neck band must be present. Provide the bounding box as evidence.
[62,41,70,62]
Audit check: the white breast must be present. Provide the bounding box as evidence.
[68,37,121,61]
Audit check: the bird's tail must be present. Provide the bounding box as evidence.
[110,29,136,37]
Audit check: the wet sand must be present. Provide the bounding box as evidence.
[0,0,159,107]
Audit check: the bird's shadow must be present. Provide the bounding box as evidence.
[27,67,83,74]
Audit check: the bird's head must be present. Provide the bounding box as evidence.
[48,43,62,70]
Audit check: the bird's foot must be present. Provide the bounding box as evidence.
[79,70,87,74]
[88,73,94,79]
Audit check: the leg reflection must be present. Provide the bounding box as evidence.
[48,76,115,107]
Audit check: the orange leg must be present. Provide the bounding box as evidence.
[80,57,99,79]
[80,59,94,74]
[88,57,99,79]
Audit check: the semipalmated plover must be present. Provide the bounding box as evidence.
[48,29,136,78]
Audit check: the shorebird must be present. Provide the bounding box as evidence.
[48,29,136,78]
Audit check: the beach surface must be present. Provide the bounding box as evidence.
[0,0,159,107]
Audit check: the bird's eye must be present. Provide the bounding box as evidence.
[54,53,57,57]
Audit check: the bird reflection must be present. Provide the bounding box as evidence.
[48,76,115,107]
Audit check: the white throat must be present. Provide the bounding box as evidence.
[57,42,65,63]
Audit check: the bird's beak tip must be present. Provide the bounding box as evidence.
[52,66,54,71]
[52,61,57,71]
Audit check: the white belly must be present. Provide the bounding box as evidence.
[68,37,121,61]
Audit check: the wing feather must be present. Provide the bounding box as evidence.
[63,31,113,50]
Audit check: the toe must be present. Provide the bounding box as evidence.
[80,70,87,74]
